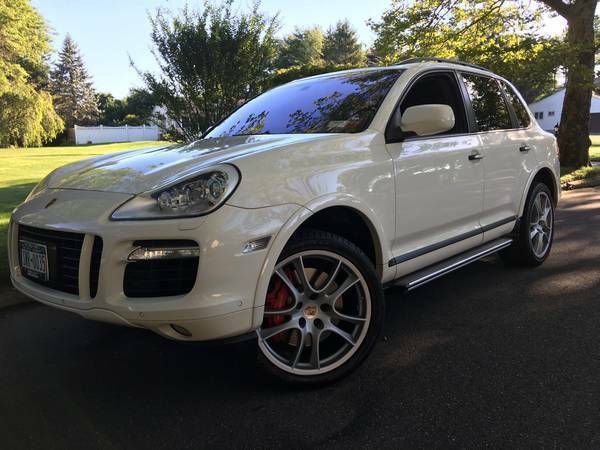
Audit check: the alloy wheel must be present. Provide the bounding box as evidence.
[257,250,371,376]
[529,190,553,258]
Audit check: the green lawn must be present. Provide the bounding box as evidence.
[560,165,600,183]
[0,141,168,283]
[590,135,600,161]
[559,135,600,183]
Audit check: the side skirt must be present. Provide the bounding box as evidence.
[388,237,513,292]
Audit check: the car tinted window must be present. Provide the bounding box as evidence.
[461,74,512,132]
[398,72,468,137]
[501,81,531,128]
[206,70,402,137]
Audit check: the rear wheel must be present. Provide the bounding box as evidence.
[256,229,384,385]
[500,182,555,266]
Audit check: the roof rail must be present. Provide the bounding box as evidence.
[395,57,489,72]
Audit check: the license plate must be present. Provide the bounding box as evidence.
[20,240,49,281]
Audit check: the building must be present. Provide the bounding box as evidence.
[528,88,600,134]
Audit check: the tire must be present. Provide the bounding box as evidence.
[256,228,385,385]
[500,182,555,267]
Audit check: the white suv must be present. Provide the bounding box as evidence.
[9,59,560,384]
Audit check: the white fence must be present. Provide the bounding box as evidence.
[74,125,160,145]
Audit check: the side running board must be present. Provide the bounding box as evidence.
[393,237,513,292]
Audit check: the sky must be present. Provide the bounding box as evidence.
[32,0,569,98]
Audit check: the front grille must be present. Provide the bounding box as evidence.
[123,240,199,298]
[89,237,103,298]
[18,225,84,295]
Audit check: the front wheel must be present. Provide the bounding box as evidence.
[256,229,385,385]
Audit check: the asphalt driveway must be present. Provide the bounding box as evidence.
[1,187,599,449]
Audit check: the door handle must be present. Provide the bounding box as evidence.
[468,151,484,161]
[519,144,531,152]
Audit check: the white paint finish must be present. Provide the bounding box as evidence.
[74,125,160,145]
[528,88,600,131]
[8,61,561,343]
[477,130,527,226]
[45,135,332,194]
[400,104,455,136]
[10,188,301,339]
[387,134,484,258]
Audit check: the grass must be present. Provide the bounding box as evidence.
[560,165,600,184]
[0,141,169,283]
[590,135,600,161]
[559,135,600,184]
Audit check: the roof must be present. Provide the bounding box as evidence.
[293,58,494,84]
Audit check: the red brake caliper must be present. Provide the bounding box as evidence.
[264,270,293,342]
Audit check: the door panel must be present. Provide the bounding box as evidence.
[459,73,528,231]
[387,135,484,265]
[478,131,523,227]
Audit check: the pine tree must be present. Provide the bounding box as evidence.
[322,20,365,65]
[275,27,324,68]
[50,35,99,127]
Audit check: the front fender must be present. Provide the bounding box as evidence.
[250,193,395,329]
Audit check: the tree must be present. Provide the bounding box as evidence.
[97,93,124,126]
[135,0,280,141]
[97,88,156,126]
[0,0,63,147]
[50,35,100,128]
[539,0,598,168]
[275,27,324,68]
[369,0,562,103]
[266,63,368,88]
[322,20,365,65]
[369,0,598,168]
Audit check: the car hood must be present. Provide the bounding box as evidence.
[46,134,331,194]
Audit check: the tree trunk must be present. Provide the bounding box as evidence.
[557,0,597,168]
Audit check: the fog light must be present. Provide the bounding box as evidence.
[127,246,200,261]
[171,324,192,337]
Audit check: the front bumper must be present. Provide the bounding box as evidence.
[9,189,301,341]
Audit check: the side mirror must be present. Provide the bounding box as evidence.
[400,104,455,137]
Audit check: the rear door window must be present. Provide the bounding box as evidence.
[461,74,512,132]
[500,81,531,128]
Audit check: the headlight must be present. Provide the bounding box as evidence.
[111,164,240,220]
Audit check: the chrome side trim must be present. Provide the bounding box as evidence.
[388,216,516,267]
[396,237,513,292]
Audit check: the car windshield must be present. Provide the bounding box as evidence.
[205,69,403,137]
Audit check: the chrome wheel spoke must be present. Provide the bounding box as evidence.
[530,227,539,240]
[326,322,356,346]
[259,319,298,341]
[292,256,315,294]
[274,268,301,303]
[309,330,321,370]
[534,195,542,218]
[535,234,544,254]
[313,259,342,294]
[330,307,367,324]
[291,330,306,369]
[325,275,359,305]
[541,204,551,224]
[263,307,296,316]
